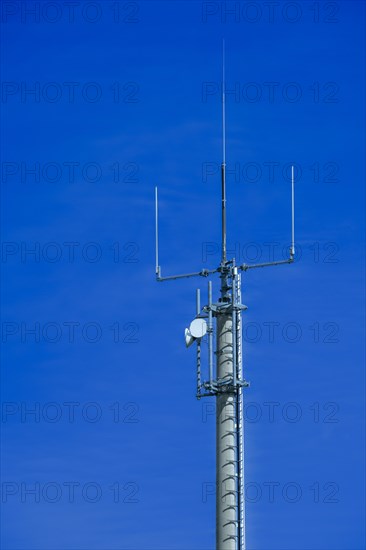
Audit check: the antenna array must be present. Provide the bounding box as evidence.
[155,43,296,550]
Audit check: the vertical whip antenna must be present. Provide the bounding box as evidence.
[155,186,160,277]
[222,39,226,166]
[221,39,227,264]
[291,165,295,258]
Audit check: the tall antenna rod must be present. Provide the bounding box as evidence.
[221,39,227,264]
[155,186,160,277]
[291,165,295,258]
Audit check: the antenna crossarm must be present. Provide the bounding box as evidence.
[156,267,219,282]
[239,257,294,271]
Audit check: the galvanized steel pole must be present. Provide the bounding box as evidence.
[216,313,237,550]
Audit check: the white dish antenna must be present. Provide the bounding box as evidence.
[185,328,194,348]
[190,318,207,338]
[185,318,207,348]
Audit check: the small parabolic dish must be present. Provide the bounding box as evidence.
[189,318,207,339]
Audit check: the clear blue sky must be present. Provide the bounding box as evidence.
[1,1,365,549]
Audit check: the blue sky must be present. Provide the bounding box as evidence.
[1,1,365,549]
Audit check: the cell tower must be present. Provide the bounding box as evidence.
[155,43,295,550]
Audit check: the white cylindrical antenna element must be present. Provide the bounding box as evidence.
[208,280,213,386]
[291,165,295,257]
[155,186,159,274]
[196,288,201,316]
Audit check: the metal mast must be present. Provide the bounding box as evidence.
[216,39,242,550]
[155,43,296,550]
